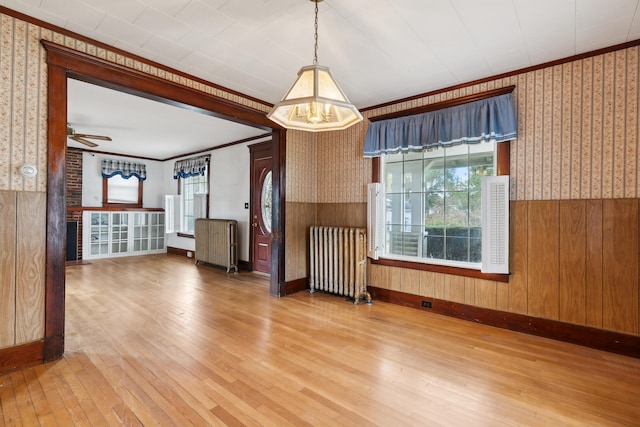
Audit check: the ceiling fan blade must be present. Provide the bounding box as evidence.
[74,133,112,141]
[71,136,99,147]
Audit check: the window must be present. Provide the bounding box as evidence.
[382,141,495,269]
[366,89,515,276]
[101,159,146,207]
[179,170,208,235]
[104,174,142,205]
[171,154,210,236]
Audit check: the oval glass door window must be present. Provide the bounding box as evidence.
[261,171,272,233]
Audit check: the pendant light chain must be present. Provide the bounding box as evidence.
[313,0,319,64]
[266,0,362,131]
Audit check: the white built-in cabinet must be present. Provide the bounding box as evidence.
[83,210,165,259]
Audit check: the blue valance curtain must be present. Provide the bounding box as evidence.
[101,159,147,180]
[363,93,517,157]
[173,154,210,179]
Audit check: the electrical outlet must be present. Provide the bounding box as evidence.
[421,300,432,308]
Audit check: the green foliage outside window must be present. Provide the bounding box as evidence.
[384,143,494,264]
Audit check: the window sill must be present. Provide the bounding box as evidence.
[370,257,509,283]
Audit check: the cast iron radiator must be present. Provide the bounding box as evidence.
[309,226,371,304]
[195,218,238,273]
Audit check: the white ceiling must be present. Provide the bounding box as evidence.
[4,0,640,157]
[66,79,269,159]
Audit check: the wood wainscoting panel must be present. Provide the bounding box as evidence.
[475,278,498,309]
[495,280,510,311]
[559,200,587,324]
[15,192,46,344]
[368,262,390,289]
[527,200,560,320]
[0,191,17,348]
[368,263,406,291]
[284,202,316,282]
[508,201,528,314]
[400,268,420,295]
[603,199,639,334]
[445,274,466,304]
[338,203,367,228]
[419,270,437,298]
[432,271,446,300]
[315,203,333,226]
[464,277,476,305]
[316,202,367,228]
[585,200,604,328]
[370,199,638,336]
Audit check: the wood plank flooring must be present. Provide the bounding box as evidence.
[2,254,640,426]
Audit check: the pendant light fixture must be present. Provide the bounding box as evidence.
[267,0,362,132]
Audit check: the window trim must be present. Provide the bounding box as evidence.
[102,176,143,208]
[370,138,510,283]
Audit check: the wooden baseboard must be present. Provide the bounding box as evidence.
[166,246,193,258]
[0,341,44,373]
[65,260,90,267]
[368,287,640,359]
[281,278,308,296]
[238,260,251,272]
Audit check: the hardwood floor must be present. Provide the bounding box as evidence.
[1,254,640,426]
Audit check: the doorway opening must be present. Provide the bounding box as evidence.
[249,141,273,274]
[43,40,286,361]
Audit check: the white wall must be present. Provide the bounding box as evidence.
[209,142,252,261]
[163,137,270,261]
[82,152,165,208]
[82,137,270,262]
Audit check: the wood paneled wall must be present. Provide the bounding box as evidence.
[0,191,17,347]
[316,203,367,228]
[0,190,46,349]
[369,199,640,336]
[285,201,368,282]
[283,43,640,341]
[284,202,316,282]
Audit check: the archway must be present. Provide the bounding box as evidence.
[43,41,286,361]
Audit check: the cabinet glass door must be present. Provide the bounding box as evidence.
[111,213,129,254]
[90,212,109,255]
[149,212,165,250]
[133,213,149,252]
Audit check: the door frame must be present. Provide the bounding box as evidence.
[249,140,273,273]
[42,41,286,361]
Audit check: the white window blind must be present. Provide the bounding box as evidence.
[481,175,509,274]
[367,182,385,260]
[164,195,182,234]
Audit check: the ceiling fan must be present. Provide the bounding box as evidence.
[67,125,112,147]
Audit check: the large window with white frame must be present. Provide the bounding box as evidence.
[382,141,495,269]
[179,170,208,235]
